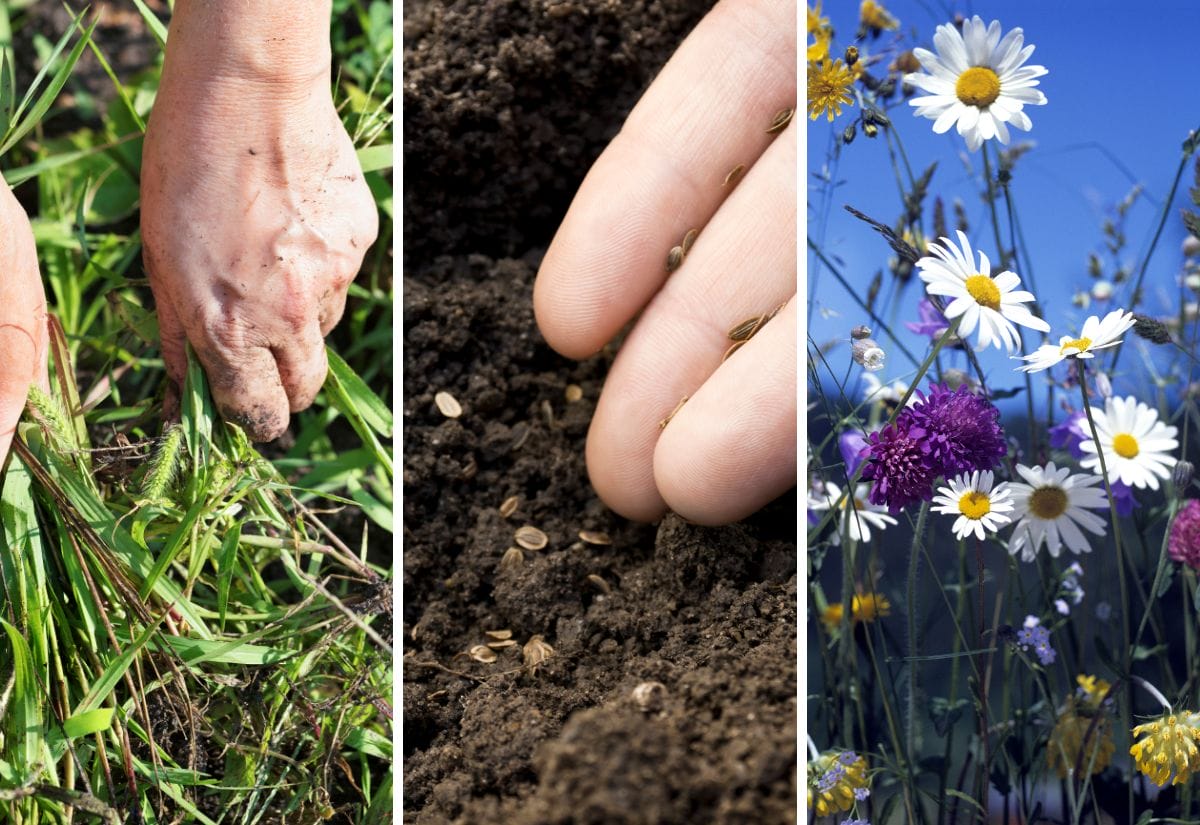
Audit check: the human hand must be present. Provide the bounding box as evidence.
[0,179,48,471]
[140,5,378,442]
[533,0,797,525]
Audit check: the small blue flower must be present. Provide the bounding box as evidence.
[854,786,870,800]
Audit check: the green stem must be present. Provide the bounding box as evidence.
[906,503,929,764]
[1075,358,1133,824]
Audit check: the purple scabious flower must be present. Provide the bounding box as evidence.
[905,298,949,341]
[839,430,869,477]
[904,384,1007,478]
[1049,410,1088,459]
[1169,499,1200,569]
[861,421,938,513]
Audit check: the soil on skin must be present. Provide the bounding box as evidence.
[403,2,797,823]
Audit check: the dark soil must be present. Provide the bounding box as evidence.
[403,2,797,823]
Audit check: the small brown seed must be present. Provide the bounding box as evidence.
[564,384,583,403]
[766,107,795,135]
[659,395,688,429]
[666,246,684,273]
[515,525,549,551]
[541,399,555,428]
[499,546,524,570]
[722,340,747,362]
[469,645,498,663]
[586,574,612,595]
[578,530,612,546]
[434,391,462,418]
[486,639,518,649]
[727,315,765,342]
[484,629,513,640]
[499,495,520,518]
[723,163,745,187]
[523,635,554,673]
[631,681,667,713]
[681,228,699,257]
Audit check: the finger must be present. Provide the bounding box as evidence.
[534,0,796,359]
[655,299,796,525]
[0,322,40,471]
[150,281,189,388]
[318,286,348,337]
[584,127,795,521]
[192,334,290,442]
[273,323,328,413]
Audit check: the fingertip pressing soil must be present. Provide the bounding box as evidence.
[403,2,797,823]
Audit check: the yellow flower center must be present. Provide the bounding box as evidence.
[956,66,1002,107]
[1060,337,1092,355]
[958,490,992,519]
[965,274,1001,311]
[1029,486,1068,520]
[1112,433,1140,459]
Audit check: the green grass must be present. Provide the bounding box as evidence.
[0,3,393,822]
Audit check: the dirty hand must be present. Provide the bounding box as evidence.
[140,1,377,442]
[0,179,48,472]
[533,0,797,525]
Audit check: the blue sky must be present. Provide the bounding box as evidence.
[807,0,1200,408]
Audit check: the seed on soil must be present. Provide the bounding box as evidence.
[723,163,745,187]
[515,525,549,550]
[469,645,498,663]
[666,245,684,273]
[631,681,667,714]
[541,399,555,427]
[766,106,795,134]
[564,384,583,403]
[485,629,513,640]
[523,635,554,673]
[586,574,612,595]
[681,228,699,257]
[659,395,689,429]
[499,546,524,570]
[487,639,518,649]
[578,530,612,545]
[510,423,531,451]
[499,495,520,518]
[434,391,462,418]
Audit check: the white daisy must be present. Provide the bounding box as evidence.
[905,16,1048,152]
[1014,309,1136,373]
[808,482,898,544]
[1006,462,1108,561]
[932,470,1014,541]
[916,230,1050,351]
[1079,396,1178,490]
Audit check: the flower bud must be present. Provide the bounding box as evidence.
[850,325,872,340]
[1184,235,1200,257]
[1175,460,1195,491]
[1093,371,1113,399]
[1091,280,1113,301]
[1132,313,1173,345]
[851,339,886,371]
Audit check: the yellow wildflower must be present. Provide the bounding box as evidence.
[860,0,899,35]
[820,593,890,632]
[808,59,855,122]
[807,2,831,62]
[1046,697,1114,779]
[808,27,830,62]
[807,750,868,818]
[807,1,828,33]
[1076,674,1112,709]
[1129,711,1200,786]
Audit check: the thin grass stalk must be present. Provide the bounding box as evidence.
[1074,358,1134,824]
[905,503,929,766]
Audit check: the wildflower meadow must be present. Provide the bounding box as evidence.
[807,3,1200,822]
